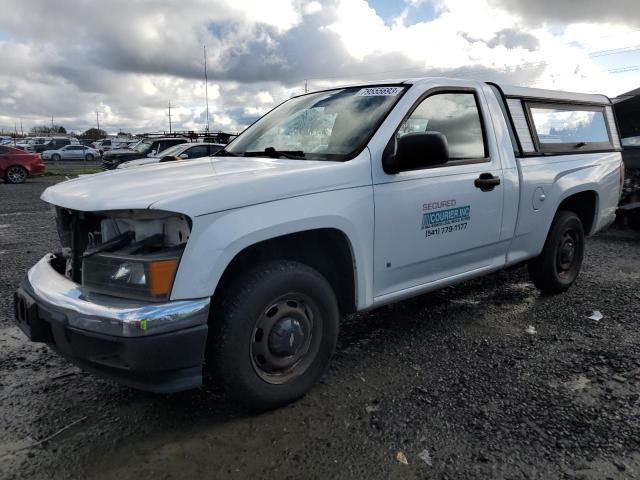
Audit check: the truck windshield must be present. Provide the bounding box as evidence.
[225,86,406,161]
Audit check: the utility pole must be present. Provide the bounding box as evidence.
[51,116,54,131]
[168,100,172,134]
[96,110,100,133]
[20,119,23,137]
[305,80,308,94]
[203,45,210,132]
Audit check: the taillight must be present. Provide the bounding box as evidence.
[620,160,625,198]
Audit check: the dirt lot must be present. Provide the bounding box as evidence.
[1,176,640,479]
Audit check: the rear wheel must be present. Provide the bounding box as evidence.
[529,210,584,294]
[5,165,28,184]
[208,260,339,410]
[85,153,94,161]
[52,154,61,162]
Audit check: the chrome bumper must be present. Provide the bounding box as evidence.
[24,254,210,337]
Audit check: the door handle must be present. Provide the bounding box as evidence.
[474,173,501,192]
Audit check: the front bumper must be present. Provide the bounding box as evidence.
[14,254,210,393]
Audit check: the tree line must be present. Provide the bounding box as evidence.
[27,125,127,140]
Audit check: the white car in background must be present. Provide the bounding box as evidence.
[117,142,224,169]
[42,144,100,161]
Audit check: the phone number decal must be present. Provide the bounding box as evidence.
[425,222,468,238]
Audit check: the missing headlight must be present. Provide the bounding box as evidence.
[55,209,192,300]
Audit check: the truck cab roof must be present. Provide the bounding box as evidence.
[336,77,612,106]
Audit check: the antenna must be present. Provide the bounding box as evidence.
[204,45,210,132]
[305,80,308,93]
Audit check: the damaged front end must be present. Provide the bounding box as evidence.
[14,207,209,393]
[54,208,191,301]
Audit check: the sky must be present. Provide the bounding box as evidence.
[0,0,639,135]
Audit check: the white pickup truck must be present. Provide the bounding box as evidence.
[15,78,623,409]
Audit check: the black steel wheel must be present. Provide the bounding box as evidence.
[529,210,584,294]
[250,294,322,385]
[5,165,27,184]
[209,260,339,410]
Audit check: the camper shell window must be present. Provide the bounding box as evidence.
[525,102,614,154]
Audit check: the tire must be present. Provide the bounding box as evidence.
[85,153,94,162]
[528,210,585,294]
[52,154,61,162]
[208,260,339,410]
[4,165,28,184]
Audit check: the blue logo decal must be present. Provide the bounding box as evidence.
[422,205,471,229]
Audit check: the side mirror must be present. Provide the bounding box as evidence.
[178,153,189,159]
[159,155,177,163]
[383,132,449,174]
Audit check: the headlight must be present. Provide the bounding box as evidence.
[82,252,181,302]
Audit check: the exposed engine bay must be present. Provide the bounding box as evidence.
[54,208,191,301]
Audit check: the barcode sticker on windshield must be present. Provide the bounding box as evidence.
[356,87,403,97]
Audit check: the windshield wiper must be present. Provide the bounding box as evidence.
[243,147,306,159]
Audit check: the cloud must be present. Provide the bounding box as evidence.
[488,0,640,26]
[0,0,638,135]
[487,29,540,51]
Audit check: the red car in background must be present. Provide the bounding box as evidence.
[0,145,46,184]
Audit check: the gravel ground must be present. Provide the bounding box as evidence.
[1,177,640,479]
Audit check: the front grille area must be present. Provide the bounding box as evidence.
[55,208,104,282]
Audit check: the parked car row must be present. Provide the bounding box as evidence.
[2,133,226,183]
[24,137,80,153]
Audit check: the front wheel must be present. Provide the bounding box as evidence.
[529,210,585,294]
[85,153,94,161]
[208,260,339,410]
[52,154,61,162]
[5,165,28,184]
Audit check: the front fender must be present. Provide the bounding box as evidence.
[170,186,375,310]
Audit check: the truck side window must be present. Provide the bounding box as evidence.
[398,92,486,160]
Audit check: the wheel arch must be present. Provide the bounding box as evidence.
[212,228,358,317]
[556,189,598,235]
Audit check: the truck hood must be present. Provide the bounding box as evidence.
[41,154,370,217]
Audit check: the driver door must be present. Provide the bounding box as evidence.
[372,88,506,298]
